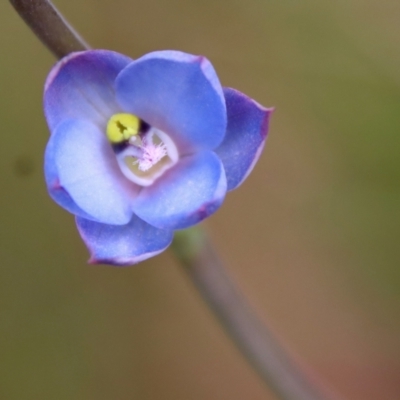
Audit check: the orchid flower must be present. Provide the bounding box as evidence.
[44,50,272,265]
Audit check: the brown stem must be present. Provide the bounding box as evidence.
[9,0,89,58]
[172,228,343,400]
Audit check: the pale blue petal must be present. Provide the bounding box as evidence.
[76,215,173,266]
[49,119,139,224]
[115,50,226,154]
[44,50,132,131]
[215,88,273,191]
[44,130,93,219]
[133,151,227,230]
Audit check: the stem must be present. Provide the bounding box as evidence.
[10,1,344,399]
[172,228,342,400]
[9,0,89,58]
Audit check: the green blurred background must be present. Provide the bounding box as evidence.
[1,1,399,399]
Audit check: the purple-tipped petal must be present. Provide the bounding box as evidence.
[133,151,227,230]
[115,50,227,154]
[44,50,132,132]
[76,215,173,266]
[47,118,139,224]
[44,130,93,220]
[215,88,273,191]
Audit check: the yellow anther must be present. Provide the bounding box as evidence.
[106,113,140,143]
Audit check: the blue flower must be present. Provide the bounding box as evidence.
[44,50,273,265]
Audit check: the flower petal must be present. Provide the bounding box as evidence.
[115,50,227,154]
[44,129,93,220]
[133,151,227,230]
[47,118,139,224]
[76,215,173,266]
[215,88,273,191]
[44,50,132,132]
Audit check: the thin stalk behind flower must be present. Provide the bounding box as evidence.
[10,1,345,399]
[173,227,341,400]
[9,0,89,58]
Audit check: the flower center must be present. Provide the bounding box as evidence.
[106,113,178,186]
[106,113,140,143]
